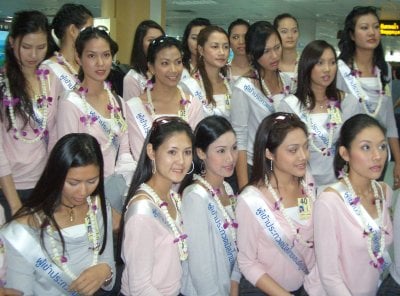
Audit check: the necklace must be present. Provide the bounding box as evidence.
[194,71,232,113]
[193,174,238,242]
[305,99,341,156]
[259,70,289,103]
[79,82,127,152]
[265,174,314,248]
[44,196,100,280]
[55,51,78,76]
[343,175,387,270]
[352,62,384,117]
[60,202,76,222]
[3,69,51,143]
[139,183,188,261]
[146,85,189,121]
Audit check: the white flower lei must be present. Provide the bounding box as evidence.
[3,70,51,144]
[139,183,188,261]
[265,174,314,248]
[55,51,78,76]
[44,196,100,280]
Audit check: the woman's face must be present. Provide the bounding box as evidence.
[229,24,248,56]
[277,17,299,50]
[188,25,206,58]
[310,48,337,91]
[351,13,381,51]
[340,126,387,181]
[148,46,183,87]
[148,131,193,184]
[267,127,309,179]
[61,164,100,207]
[198,131,238,181]
[10,31,48,71]
[77,37,112,83]
[143,28,163,55]
[198,31,229,69]
[257,33,282,72]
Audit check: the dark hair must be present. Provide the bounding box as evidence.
[129,20,165,76]
[250,112,307,185]
[182,18,211,71]
[228,18,250,37]
[334,114,386,178]
[1,10,52,130]
[245,21,282,97]
[295,40,341,110]
[52,3,93,48]
[196,25,229,106]
[147,36,182,83]
[338,6,389,88]
[11,133,108,258]
[75,26,119,81]
[273,13,299,29]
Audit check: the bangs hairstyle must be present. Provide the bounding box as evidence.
[338,6,389,88]
[295,40,340,110]
[11,133,108,257]
[1,10,53,130]
[334,114,386,178]
[129,20,165,75]
[250,112,307,185]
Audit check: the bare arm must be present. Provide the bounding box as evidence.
[0,175,21,215]
[255,274,293,296]
[236,151,249,191]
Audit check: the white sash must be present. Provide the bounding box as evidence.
[1,223,78,295]
[127,70,148,92]
[181,78,206,107]
[331,182,391,271]
[234,78,275,113]
[244,190,309,274]
[41,60,77,91]
[126,98,152,138]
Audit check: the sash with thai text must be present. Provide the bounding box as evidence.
[126,98,152,138]
[234,78,275,113]
[41,60,77,91]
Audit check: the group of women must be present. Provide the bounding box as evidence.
[0,3,399,296]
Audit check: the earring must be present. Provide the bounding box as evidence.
[200,161,206,176]
[187,161,194,175]
[152,159,157,174]
[270,159,273,172]
[343,161,349,174]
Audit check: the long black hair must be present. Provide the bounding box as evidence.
[129,20,165,76]
[10,133,108,257]
[295,40,341,110]
[338,6,389,88]
[1,10,52,130]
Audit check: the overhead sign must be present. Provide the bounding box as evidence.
[380,20,400,36]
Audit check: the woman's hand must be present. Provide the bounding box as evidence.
[69,263,112,296]
[0,288,23,296]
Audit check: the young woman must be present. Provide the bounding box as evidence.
[231,21,291,190]
[0,133,115,295]
[227,18,251,83]
[181,17,211,80]
[180,26,232,119]
[278,40,349,188]
[123,20,165,100]
[41,3,93,97]
[57,27,135,214]
[236,112,317,295]
[180,115,240,296]
[126,36,204,161]
[274,13,300,93]
[337,6,400,189]
[314,114,393,295]
[120,117,193,295]
[0,10,56,220]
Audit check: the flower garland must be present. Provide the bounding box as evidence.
[193,174,238,242]
[257,70,290,103]
[352,62,384,117]
[79,81,127,152]
[139,183,188,261]
[305,99,341,156]
[194,71,231,113]
[3,69,52,143]
[146,85,190,121]
[342,175,387,270]
[265,174,314,248]
[55,51,78,76]
[44,196,100,280]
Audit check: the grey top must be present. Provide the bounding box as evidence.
[390,195,400,284]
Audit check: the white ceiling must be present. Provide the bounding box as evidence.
[1,0,400,58]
